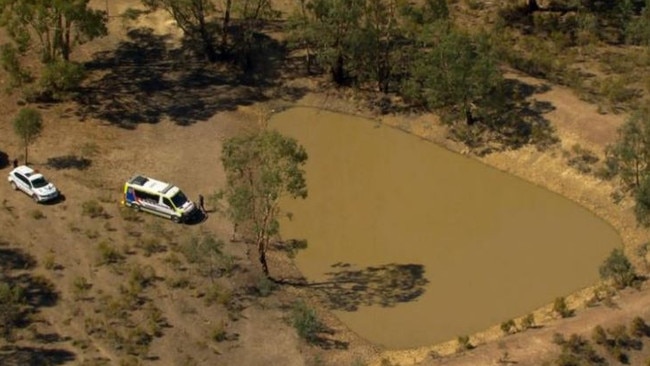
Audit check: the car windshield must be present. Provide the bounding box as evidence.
[31,177,48,188]
[170,191,189,208]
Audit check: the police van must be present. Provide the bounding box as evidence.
[122,175,197,223]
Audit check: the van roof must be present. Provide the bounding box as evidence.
[127,175,177,195]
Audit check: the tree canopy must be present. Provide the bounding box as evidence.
[13,107,43,164]
[0,0,107,63]
[221,129,308,277]
[0,0,106,100]
[599,248,636,289]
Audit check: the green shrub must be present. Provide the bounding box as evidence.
[39,60,85,101]
[0,283,25,339]
[520,313,536,330]
[72,276,91,301]
[210,322,228,342]
[256,275,276,297]
[137,237,165,257]
[500,319,516,335]
[553,297,573,318]
[30,209,44,220]
[43,253,56,270]
[84,229,99,239]
[567,144,599,174]
[599,248,636,289]
[631,317,649,338]
[456,335,473,352]
[82,200,106,218]
[166,276,191,289]
[119,206,142,222]
[591,325,608,346]
[291,300,321,343]
[97,241,123,265]
[127,264,156,291]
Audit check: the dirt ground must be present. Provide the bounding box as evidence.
[1,1,650,366]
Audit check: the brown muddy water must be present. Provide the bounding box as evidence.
[272,107,620,349]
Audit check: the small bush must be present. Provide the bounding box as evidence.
[210,321,228,342]
[520,313,536,330]
[456,335,473,352]
[0,283,25,338]
[204,283,224,306]
[256,275,276,297]
[553,297,573,318]
[567,144,599,174]
[72,276,91,301]
[501,319,516,335]
[127,264,156,291]
[136,237,165,257]
[166,276,191,289]
[599,248,636,289]
[39,60,85,101]
[84,229,99,239]
[97,241,123,265]
[631,317,649,338]
[82,200,105,219]
[291,300,321,343]
[592,325,608,346]
[43,253,56,270]
[30,209,44,220]
[119,206,142,222]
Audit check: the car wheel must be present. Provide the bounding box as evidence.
[131,204,140,211]
[10,181,17,191]
[171,215,180,223]
[32,194,39,203]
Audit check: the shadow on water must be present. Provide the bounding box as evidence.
[75,27,308,128]
[283,263,428,312]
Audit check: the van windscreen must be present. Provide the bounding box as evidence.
[171,191,189,208]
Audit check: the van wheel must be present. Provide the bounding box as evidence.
[131,204,140,211]
[10,181,17,190]
[32,194,39,203]
[171,216,180,223]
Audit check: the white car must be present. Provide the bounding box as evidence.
[8,165,59,203]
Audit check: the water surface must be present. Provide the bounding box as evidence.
[273,107,619,349]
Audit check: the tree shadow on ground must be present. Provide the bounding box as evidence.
[0,345,75,365]
[0,245,37,272]
[304,263,429,312]
[75,27,307,128]
[0,151,8,169]
[0,245,65,354]
[46,155,91,170]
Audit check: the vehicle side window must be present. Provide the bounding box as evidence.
[136,190,159,204]
[163,197,173,208]
[16,174,29,185]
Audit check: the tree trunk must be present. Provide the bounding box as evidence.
[200,29,218,62]
[62,18,71,61]
[258,239,269,276]
[222,0,232,52]
[465,109,475,126]
[528,0,540,12]
[332,53,345,85]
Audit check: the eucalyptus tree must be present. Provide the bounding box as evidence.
[221,129,308,277]
[141,0,219,62]
[0,0,106,98]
